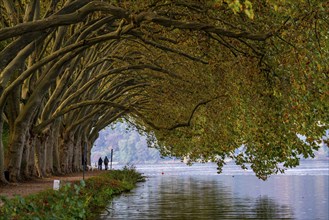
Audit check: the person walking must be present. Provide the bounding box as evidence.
[98,157,103,170]
[104,156,109,170]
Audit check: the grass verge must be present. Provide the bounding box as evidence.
[0,165,144,220]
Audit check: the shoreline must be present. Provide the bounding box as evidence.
[0,168,144,219]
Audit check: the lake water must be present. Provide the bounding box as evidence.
[99,160,329,220]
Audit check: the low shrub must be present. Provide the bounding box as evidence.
[0,167,144,220]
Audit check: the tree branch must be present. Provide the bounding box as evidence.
[131,30,209,64]
[133,96,224,131]
[135,12,273,41]
[34,100,130,133]
[0,2,129,41]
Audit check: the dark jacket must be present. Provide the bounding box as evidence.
[98,157,103,165]
[104,156,109,165]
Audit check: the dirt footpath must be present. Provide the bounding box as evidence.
[0,170,103,198]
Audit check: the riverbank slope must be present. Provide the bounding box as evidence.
[0,167,144,219]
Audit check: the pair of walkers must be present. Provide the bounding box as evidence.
[98,156,110,170]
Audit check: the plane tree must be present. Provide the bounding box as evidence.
[0,0,327,183]
[128,0,329,179]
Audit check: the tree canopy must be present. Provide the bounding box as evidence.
[0,0,328,183]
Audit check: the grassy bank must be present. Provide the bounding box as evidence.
[0,165,144,219]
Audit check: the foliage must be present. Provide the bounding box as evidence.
[0,168,144,220]
[132,0,329,179]
[0,0,328,182]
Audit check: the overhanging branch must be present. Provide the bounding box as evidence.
[0,2,129,41]
[133,96,225,131]
[34,100,130,133]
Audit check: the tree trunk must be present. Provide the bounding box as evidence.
[0,119,8,184]
[28,132,39,178]
[45,132,54,175]
[67,133,74,173]
[7,118,30,182]
[72,134,82,172]
[21,134,39,179]
[20,130,32,180]
[51,120,61,175]
[59,131,74,174]
[34,133,48,178]
[87,140,92,166]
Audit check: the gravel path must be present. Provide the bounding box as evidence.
[0,170,103,198]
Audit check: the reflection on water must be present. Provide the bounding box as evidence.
[156,176,295,219]
[100,160,329,220]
